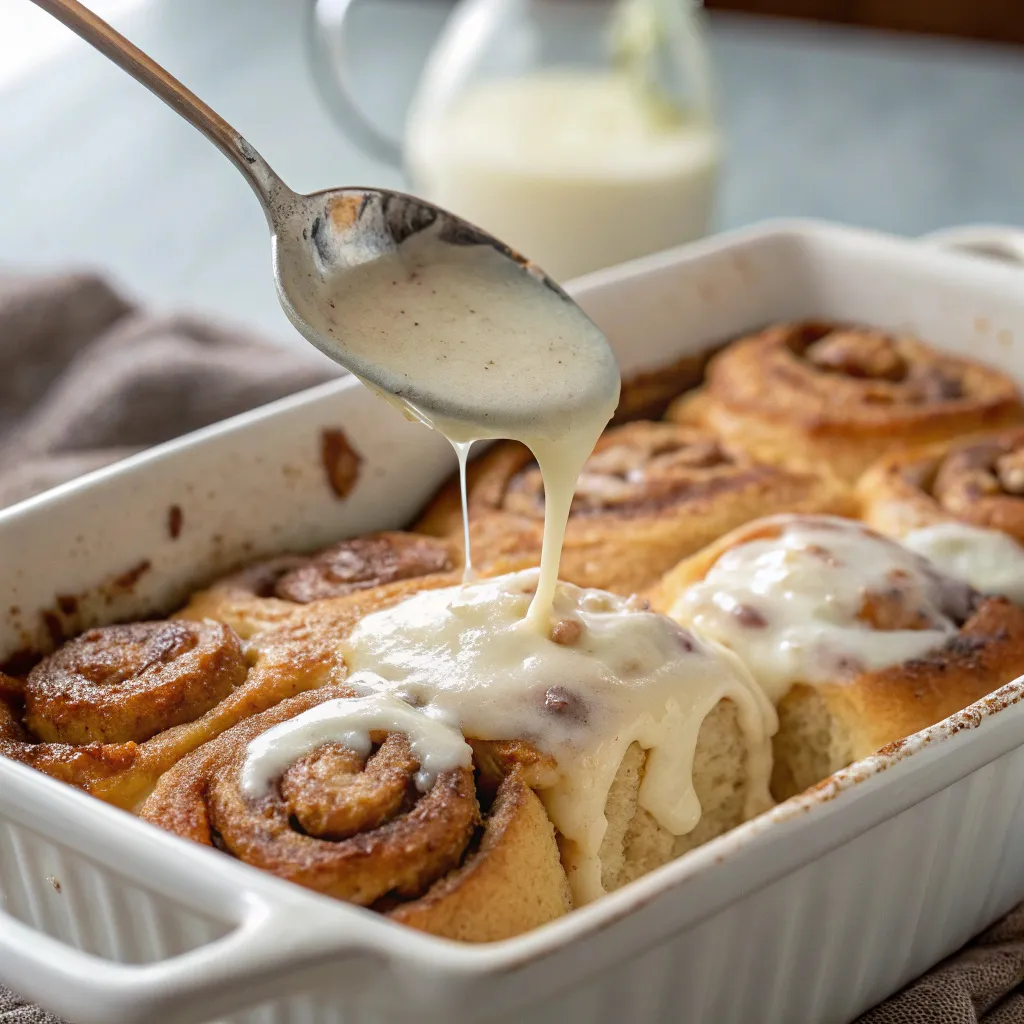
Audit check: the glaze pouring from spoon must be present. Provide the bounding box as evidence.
[282,207,620,626]
[30,0,620,626]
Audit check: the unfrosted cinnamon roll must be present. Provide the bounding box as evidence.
[0,617,350,810]
[140,685,571,942]
[858,428,1024,603]
[653,515,1024,800]
[669,322,1023,482]
[416,421,852,595]
[609,349,710,425]
[178,532,458,639]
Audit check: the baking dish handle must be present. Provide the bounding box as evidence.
[919,224,1024,267]
[0,896,385,1024]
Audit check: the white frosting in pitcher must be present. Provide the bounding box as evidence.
[903,522,1024,604]
[342,568,776,904]
[670,516,972,702]
[241,687,473,798]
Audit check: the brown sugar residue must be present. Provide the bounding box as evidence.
[41,612,64,648]
[328,193,367,232]
[168,505,183,540]
[113,560,152,593]
[11,559,156,661]
[2,550,163,674]
[0,648,40,676]
[321,428,363,499]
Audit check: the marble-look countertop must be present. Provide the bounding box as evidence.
[1,0,1022,347]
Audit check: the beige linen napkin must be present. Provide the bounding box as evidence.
[0,270,1022,1023]
[0,270,340,509]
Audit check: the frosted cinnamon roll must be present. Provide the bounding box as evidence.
[858,427,1024,602]
[668,322,1023,482]
[416,421,852,595]
[653,515,1024,799]
[178,532,458,639]
[140,684,572,942]
[339,569,776,906]
[0,619,344,809]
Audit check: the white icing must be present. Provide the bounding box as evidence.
[343,569,776,905]
[297,223,620,627]
[240,686,473,798]
[903,522,1024,604]
[454,440,475,582]
[670,516,968,703]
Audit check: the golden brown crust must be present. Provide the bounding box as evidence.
[817,596,1024,757]
[417,420,853,595]
[23,621,244,745]
[274,533,454,603]
[140,686,571,941]
[0,610,362,810]
[858,426,1024,542]
[668,322,1024,482]
[387,774,570,941]
[177,532,459,640]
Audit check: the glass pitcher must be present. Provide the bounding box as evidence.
[311,0,720,282]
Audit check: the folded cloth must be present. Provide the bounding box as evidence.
[0,270,340,509]
[856,904,1024,1023]
[0,271,1022,1022]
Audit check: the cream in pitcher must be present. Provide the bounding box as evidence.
[406,69,720,282]
[317,0,721,280]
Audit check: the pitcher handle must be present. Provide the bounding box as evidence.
[308,0,405,167]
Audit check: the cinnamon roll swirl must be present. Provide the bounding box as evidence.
[858,428,1024,602]
[178,532,458,640]
[416,421,852,595]
[140,685,571,942]
[653,515,1024,800]
[0,617,348,810]
[669,322,1023,482]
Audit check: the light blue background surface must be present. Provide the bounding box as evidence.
[1,1,1021,346]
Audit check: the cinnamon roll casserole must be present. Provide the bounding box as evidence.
[4,320,1024,941]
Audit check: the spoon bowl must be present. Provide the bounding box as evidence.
[268,186,593,424]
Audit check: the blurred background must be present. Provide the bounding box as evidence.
[1,0,1021,349]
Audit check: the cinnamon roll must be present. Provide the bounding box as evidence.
[338,569,776,906]
[609,349,710,425]
[416,421,852,595]
[0,618,343,809]
[140,684,572,942]
[858,427,1024,602]
[668,322,1023,482]
[653,515,1024,800]
[178,532,459,640]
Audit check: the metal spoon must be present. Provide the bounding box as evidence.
[30,0,595,421]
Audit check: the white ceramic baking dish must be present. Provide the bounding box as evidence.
[3,219,1024,1024]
